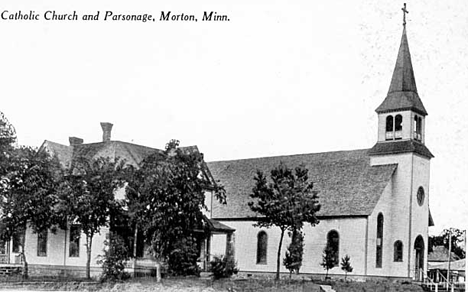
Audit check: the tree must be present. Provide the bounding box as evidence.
[429,228,465,259]
[321,245,335,279]
[0,111,17,188]
[0,147,61,279]
[248,163,321,280]
[125,139,226,275]
[97,233,130,281]
[340,255,353,281]
[283,229,304,277]
[57,156,126,279]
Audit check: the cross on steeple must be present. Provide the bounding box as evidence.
[402,3,409,26]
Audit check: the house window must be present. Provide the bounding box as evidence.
[376,213,384,268]
[69,225,81,257]
[327,230,340,266]
[256,231,267,264]
[12,229,24,253]
[37,230,48,257]
[385,116,394,140]
[0,240,6,255]
[394,240,403,262]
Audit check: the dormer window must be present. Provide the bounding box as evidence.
[414,116,422,141]
[385,115,402,140]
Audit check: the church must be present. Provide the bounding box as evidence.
[206,13,434,280]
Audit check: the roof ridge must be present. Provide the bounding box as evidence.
[207,148,370,164]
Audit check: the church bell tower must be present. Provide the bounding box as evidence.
[368,4,433,280]
[369,5,433,159]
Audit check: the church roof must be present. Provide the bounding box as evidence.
[369,140,434,159]
[207,149,397,219]
[376,27,428,116]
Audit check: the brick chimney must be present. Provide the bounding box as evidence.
[69,137,84,146]
[100,122,113,142]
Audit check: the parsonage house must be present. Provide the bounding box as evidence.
[0,16,434,281]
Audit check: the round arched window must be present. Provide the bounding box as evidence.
[417,187,425,206]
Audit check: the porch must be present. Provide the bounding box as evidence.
[197,216,235,272]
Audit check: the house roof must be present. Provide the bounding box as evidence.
[40,139,203,171]
[207,149,397,219]
[40,140,73,169]
[376,27,428,116]
[71,141,161,167]
[428,259,465,271]
[428,246,460,262]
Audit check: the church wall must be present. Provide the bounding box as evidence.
[368,153,413,278]
[217,218,367,276]
[368,152,430,279]
[409,154,430,276]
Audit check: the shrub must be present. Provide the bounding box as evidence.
[167,236,200,276]
[283,230,304,276]
[97,234,130,281]
[340,255,353,280]
[210,255,238,279]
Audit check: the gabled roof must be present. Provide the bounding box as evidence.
[207,149,397,219]
[40,140,73,169]
[376,27,428,116]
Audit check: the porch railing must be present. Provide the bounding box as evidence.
[0,254,8,264]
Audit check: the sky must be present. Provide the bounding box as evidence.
[1,0,467,235]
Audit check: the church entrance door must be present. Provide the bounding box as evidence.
[414,235,425,281]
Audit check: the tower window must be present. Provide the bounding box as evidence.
[395,115,403,139]
[394,240,403,262]
[385,116,394,140]
[376,213,384,268]
[326,230,340,266]
[256,231,267,264]
[414,116,422,141]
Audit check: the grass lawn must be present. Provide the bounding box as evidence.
[0,277,425,292]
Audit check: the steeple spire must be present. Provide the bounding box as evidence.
[375,4,427,116]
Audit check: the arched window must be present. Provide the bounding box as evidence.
[394,241,403,262]
[327,230,339,266]
[376,213,384,268]
[414,115,422,141]
[256,231,267,264]
[417,187,425,206]
[386,116,394,140]
[395,115,403,139]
